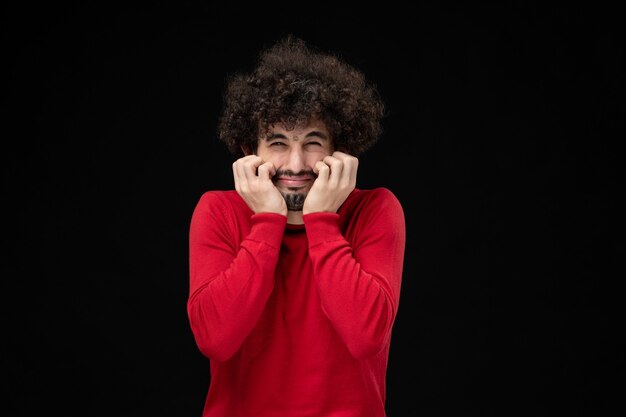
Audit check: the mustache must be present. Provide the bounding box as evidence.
[273,169,318,179]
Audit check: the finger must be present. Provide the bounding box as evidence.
[257,161,276,181]
[339,155,358,187]
[332,151,358,166]
[232,160,241,192]
[238,154,260,167]
[331,150,351,159]
[234,158,249,191]
[314,160,330,183]
[347,157,358,186]
[243,156,264,181]
[330,150,357,163]
[323,155,343,186]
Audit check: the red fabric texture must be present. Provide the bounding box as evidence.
[188,187,406,417]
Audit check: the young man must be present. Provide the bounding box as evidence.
[188,36,406,417]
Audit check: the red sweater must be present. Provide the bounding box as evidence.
[188,187,406,417]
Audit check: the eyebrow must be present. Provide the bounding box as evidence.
[265,131,329,141]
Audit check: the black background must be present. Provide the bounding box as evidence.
[3,2,624,416]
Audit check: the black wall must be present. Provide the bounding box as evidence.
[3,2,623,416]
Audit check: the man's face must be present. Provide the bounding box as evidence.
[254,118,334,211]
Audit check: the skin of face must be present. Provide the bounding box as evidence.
[254,118,334,212]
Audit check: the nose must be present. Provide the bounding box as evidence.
[283,146,306,174]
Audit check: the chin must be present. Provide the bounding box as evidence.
[280,190,307,211]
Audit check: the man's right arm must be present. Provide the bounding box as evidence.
[187,191,287,362]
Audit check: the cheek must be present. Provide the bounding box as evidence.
[269,155,287,168]
[306,150,330,166]
[257,149,281,166]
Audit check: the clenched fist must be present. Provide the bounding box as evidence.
[302,151,358,215]
[232,155,287,217]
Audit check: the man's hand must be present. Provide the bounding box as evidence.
[233,155,287,216]
[302,151,358,215]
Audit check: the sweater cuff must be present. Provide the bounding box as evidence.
[248,212,287,249]
[302,212,342,247]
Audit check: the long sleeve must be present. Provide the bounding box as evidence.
[302,188,406,360]
[187,192,287,362]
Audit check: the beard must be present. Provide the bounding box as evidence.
[280,189,307,211]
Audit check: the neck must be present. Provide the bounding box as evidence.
[287,210,303,225]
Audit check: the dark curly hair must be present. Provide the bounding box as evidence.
[216,35,385,158]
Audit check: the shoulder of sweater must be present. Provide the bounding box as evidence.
[197,190,252,217]
[199,189,238,201]
[348,187,403,209]
[338,187,404,226]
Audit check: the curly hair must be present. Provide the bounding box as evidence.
[216,35,385,158]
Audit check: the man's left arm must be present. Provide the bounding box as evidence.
[302,153,406,360]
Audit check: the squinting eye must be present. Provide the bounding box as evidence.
[270,142,286,147]
[307,142,322,146]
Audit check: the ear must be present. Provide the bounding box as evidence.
[241,145,252,156]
